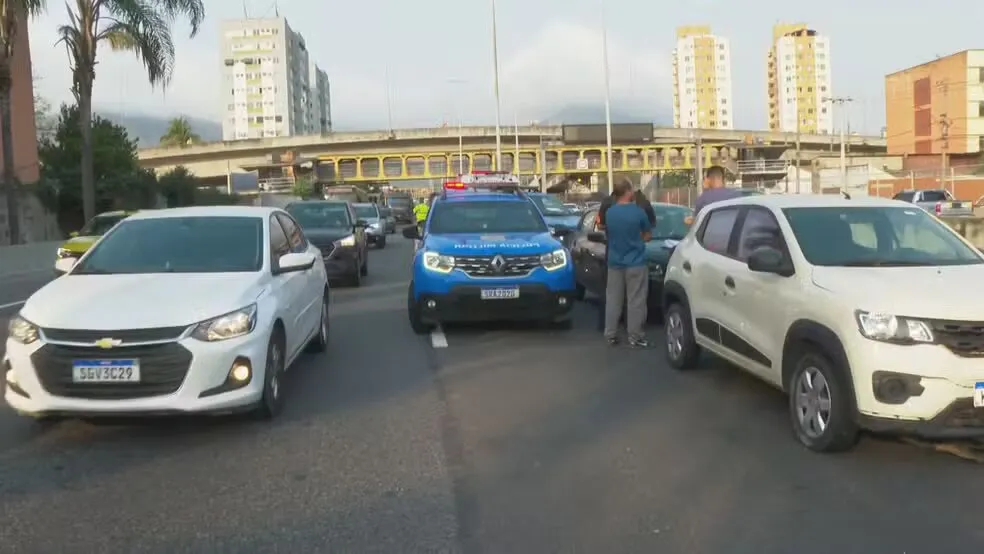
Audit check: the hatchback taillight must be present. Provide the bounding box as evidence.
[935,202,942,215]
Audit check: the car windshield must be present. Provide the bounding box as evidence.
[388,197,412,207]
[287,203,351,228]
[354,204,378,219]
[378,207,391,217]
[73,216,264,274]
[650,204,692,240]
[783,206,983,267]
[429,201,548,234]
[80,213,128,236]
[530,194,569,215]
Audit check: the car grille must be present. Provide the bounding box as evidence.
[30,343,193,399]
[928,319,984,357]
[312,242,336,258]
[455,254,541,277]
[42,326,188,343]
[942,400,984,428]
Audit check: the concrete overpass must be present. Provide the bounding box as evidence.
[136,124,886,183]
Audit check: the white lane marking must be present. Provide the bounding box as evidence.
[0,300,26,311]
[430,326,448,348]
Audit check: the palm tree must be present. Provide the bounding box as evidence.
[57,0,205,223]
[159,116,200,147]
[0,1,46,245]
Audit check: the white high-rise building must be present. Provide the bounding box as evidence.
[307,62,332,135]
[220,17,329,141]
[672,26,734,130]
[767,24,832,134]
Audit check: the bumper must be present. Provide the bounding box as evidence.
[323,246,359,278]
[3,330,270,417]
[847,337,984,438]
[415,284,575,324]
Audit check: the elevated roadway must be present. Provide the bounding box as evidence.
[136,125,886,182]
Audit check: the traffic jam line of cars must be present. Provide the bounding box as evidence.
[5,198,386,422]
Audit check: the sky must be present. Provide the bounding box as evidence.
[25,0,984,135]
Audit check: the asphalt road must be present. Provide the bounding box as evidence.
[0,236,983,553]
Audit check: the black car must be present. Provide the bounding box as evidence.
[567,202,693,316]
[286,200,370,286]
[386,195,414,223]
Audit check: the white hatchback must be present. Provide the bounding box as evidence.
[4,206,329,420]
[662,194,984,452]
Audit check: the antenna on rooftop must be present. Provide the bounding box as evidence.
[274,1,279,16]
[242,0,248,17]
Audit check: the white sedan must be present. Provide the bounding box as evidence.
[3,206,329,420]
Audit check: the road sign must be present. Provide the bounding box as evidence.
[576,158,588,170]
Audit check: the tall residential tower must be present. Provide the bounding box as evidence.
[767,23,832,134]
[220,17,331,141]
[672,26,734,129]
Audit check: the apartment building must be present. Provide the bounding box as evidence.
[672,25,734,129]
[885,50,984,155]
[767,23,833,134]
[307,62,332,135]
[220,17,330,141]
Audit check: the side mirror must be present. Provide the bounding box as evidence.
[402,226,420,240]
[587,231,605,243]
[54,257,78,275]
[552,227,572,238]
[274,251,316,275]
[683,215,694,226]
[354,219,368,228]
[747,246,793,277]
[69,231,79,238]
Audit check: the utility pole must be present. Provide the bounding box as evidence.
[490,0,502,170]
[514,114,520,176]
[694,130,703,188]
[937,79,951,191]
[601,0,614,195]
[824,96,853,191]
[795,122,802,193]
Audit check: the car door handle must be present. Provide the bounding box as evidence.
[724,276,735,289]
[682,261,691,272]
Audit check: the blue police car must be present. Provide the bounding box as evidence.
[401,182,577,334]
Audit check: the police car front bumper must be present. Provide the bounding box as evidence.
[416,284,575,324]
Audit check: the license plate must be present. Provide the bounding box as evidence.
[480,287,520,300]
[952,202,965,208]
[72,359,141,383]
[975,383,984,408]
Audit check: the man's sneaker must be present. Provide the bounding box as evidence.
[606,336,619,346]
[628,337,652,348]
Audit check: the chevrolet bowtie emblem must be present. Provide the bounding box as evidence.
[490,255,506,273]
[94,337,122,349]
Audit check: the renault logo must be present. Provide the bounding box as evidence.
[489,254,506,273]
[94,338,123,349]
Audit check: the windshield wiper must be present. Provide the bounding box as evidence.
[839,260,933,267]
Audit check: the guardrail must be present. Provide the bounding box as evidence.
[0,240,61,278]
[737,160,789,173]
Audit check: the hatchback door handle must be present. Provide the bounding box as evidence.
[724,276,735,289]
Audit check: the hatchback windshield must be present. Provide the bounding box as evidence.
[650,204,692,240]
[783,206,982,266]
[529,194,569,215]
[429,201,548,234]
[354,204,379,219]
[287,203,351,228]
[73,216,264,274]
[80,213,128,236]
[388,196,412,207]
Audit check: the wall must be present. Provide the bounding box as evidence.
[885,51,970,155]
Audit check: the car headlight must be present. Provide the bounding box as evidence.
[56,248,74,259]
[8,315,39,345]
[422,251,454,273]
[335,235,356,247]
[540,249,567,271]
[192,304,257,342]
[855,310,934,344]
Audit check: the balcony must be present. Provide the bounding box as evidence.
[737,160,789,174]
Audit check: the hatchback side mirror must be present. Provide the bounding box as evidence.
[747,246,794,277]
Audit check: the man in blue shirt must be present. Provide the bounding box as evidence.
[603,180,652,347]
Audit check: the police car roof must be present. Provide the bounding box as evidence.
[440,192,528,203]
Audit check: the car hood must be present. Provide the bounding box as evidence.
[59,235,100,253]
[811,265,984,320]
[304,227,354,243]
[426,232,560,255]
[542,214,581,229]
[21,273,266,330]
[644,239,682,264]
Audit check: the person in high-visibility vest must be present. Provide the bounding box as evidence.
[413,199,430,224]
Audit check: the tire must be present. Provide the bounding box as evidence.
[377,238,386,249]
[574,282,586,301]
[408,284,433,335]
[787,348,860,453]
[664,302,700,370]
[257,330,286,420]
[306,291,329,353]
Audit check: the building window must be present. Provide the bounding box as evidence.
[979,102,984,117]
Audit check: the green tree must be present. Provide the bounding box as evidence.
[57,0,205,224]
[661,170,693,189]
[157,165,198,206]
[292,175,314,199]
[0,0,47,244]
[159,116,201,147]
[37,103,145,232]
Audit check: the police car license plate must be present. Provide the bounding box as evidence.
[480,287,519,300]
[975,383,984,408]
[72,359,141,383]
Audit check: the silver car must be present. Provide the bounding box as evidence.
[377,206,397,234]
[354,203,387,248]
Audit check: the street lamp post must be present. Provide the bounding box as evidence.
[601,0,614,196]
[448,78,466,173]
[490,0,503,170]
